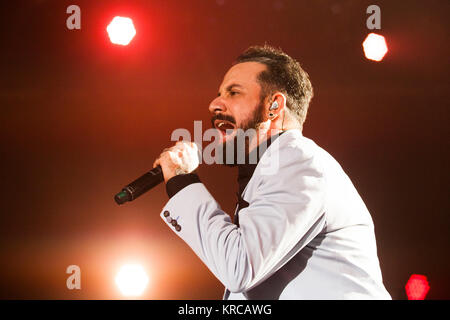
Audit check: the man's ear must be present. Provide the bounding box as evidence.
[268,92,287,113]
[269,101,279,111]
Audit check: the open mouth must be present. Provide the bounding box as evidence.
[214,119,236,139]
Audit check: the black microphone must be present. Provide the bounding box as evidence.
[114,166,164,205]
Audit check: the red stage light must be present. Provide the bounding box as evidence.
[405,274,430,300]
[362,33,388,62]
[106,16,136,46]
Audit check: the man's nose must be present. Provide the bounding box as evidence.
[208,97,226,114]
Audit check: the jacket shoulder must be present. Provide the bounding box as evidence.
[257,130,327,176]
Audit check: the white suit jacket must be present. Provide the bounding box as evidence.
[160,129,391,299]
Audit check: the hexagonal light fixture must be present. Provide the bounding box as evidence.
[405,274,430,300]
[362,33,388,62]
[107,16,136,46]
[115,264,149,297]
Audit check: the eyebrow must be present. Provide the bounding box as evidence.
[218,83,244,96]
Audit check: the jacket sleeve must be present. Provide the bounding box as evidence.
[159,144,327,293]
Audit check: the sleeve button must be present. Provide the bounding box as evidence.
[175,225,181,232]
[163,210,170,217]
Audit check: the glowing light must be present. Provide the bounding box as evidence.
[362,33,388,62]
[405,274,430,300]
[115,264,149,297]
[106,16,136,46]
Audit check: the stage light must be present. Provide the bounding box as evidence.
[115,264,149,297]
[107,16,136,46]
[405,274,430,300]
[362,33,388,62]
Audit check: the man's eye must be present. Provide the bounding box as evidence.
[230,91,239,96]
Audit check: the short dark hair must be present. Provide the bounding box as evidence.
[234,45,313,127]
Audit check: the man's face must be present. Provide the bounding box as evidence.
[209,62,267,145]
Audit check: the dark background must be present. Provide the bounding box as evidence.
[0,0,448,299]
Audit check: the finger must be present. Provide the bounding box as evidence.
[168,150,181,166]
[176,141,189,150]
[190,141,199,152]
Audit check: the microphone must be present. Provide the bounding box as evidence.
[114,166,164,205]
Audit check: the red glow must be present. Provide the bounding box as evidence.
[405,274,430,300]
[362,33,388,62]
[107,16,136,46]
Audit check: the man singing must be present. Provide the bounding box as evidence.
[153,45,391,299]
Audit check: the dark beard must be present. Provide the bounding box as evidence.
[215,101,266,167]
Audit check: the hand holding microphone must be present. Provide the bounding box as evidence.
[153,141,200,182]
[114,141,200,205]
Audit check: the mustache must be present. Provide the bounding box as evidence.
[210,113,236,128]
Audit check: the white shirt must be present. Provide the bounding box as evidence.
[160,129,391,299]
